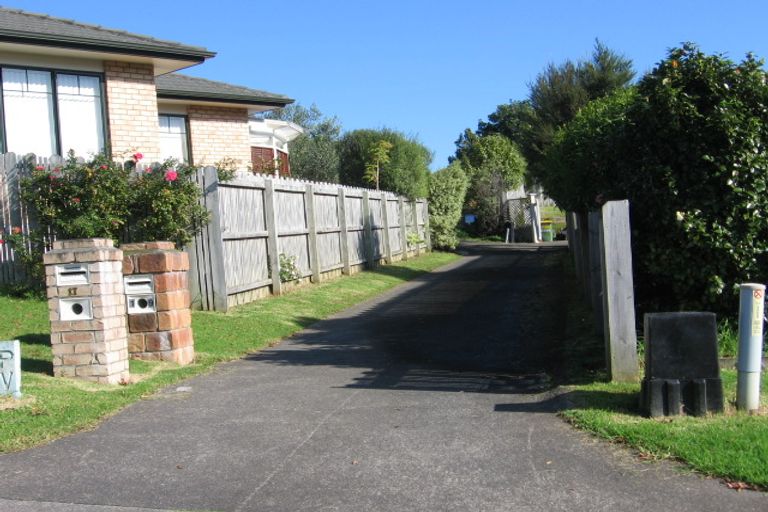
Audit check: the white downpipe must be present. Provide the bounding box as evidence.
[737,283,765,412]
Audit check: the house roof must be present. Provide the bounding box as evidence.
[156,73,293,108]
[0,7,215,62]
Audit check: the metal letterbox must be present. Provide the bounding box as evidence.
[127,294,156,314]
[59,297,93,321]
[55,263,89,286]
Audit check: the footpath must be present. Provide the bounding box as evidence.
[0,242,764,511]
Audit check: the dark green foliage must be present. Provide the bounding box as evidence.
[428,162,469,250]
[265,103,342,183]
[338,128,431,198]
[454,131,526,234]
[548,43,768,315]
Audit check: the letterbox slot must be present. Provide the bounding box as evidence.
[55,264,89,286]
[124,275,154,295]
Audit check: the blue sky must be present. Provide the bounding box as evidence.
[7,1,768,169]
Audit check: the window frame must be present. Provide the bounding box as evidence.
[157,113,192,164]
[0,64,108,156]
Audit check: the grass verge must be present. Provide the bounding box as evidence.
[559,256,768,490]
[0,251,460,453]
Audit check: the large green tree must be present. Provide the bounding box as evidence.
[338,128,432,198]
[454,131,526,234]
[265,103,342,183]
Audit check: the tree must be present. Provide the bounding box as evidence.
[264,103,342,182]
[338,128,432,198]
[547,43,768,316]
[477,41,634,186]
[454,131,526,234]
[428,162,469,250]
[364,140,393,190]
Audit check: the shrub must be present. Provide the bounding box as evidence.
[12,153,211,290]
[428,162,469,249]
[128,159,210,247]
[547,43,768,315]
[20,152,131,240]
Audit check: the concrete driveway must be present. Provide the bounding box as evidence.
[0,243,764,511]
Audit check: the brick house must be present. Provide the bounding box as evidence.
[0,8,294,168]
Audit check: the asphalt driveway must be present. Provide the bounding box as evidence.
[0,242,764,511]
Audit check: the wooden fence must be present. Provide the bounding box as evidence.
[567,200,639,382]
[0,152,65,285]
[188,168,431,312]
[0,153,431,310]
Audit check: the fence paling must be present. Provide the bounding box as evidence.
[190,168,430,312]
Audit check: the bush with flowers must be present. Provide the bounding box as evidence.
[8,151,210,291]
[127,158,209,247]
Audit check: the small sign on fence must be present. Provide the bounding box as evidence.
[0,339,21,398]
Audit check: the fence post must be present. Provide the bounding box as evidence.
[399,197,408,260]
[306,185,321,283]
[381,194,393,264]
[264,178,282,296]
[588,211,604,336]
[600,200,639,382]
[422,200,432,251]
[187,167,207,310]
[202,166,228,312]
[338,187,351,275]
[410,200,421,256]
[362,190,375,268]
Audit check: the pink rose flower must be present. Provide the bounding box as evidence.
[133,152,144,161]
[72,197,80,204]
[164,170,178,182]
[100,165,108,170]
[35,165,45,171]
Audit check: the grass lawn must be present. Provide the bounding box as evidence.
[0,251,460,453]
[559,256,768,490]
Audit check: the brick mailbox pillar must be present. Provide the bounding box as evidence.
[122,242,194,365]
[44,239,129,384]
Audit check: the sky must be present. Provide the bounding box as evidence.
[6,0,768,170]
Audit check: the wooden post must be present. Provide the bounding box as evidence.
[578,211,591,300]
[588,211,604,337]
[422,200,432,251]
[306,185,321,283]
[187,167,207,310]
[399,197,408,260]
[381,194,393,264]
[264,178,282,296]
[600,200,639,382]
[362,190,375,268]
[202,166,229,311]
[338,187,351,275]
[411,200,421,256]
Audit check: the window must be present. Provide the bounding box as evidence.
[0,67,105,157]
[158,114,190,163]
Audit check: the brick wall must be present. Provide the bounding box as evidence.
[188,106,251,167]
[104,61,160,162]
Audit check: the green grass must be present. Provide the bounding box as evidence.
[561,373,768,488]
[0,251,460,453]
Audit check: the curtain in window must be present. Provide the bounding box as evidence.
[158,115,189,163]
[57,74,105,157]
[2,69,56,156]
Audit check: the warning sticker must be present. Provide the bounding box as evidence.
[752,293,764,336]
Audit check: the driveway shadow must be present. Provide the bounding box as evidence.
[248,243,590,398]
